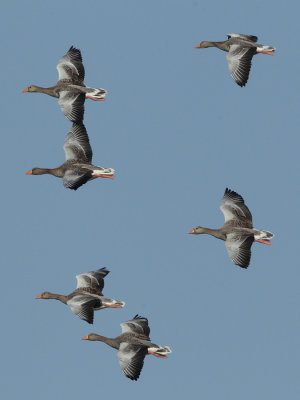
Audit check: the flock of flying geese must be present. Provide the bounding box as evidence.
[23,33,275,381]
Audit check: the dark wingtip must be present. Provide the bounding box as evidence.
[99,267,110,275]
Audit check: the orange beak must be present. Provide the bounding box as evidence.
[35,294,42,299]
[194,44,201,48]
[26,169,33,175]
[22,88,29,93]
[188,229,195,234]
[81,335,89,340]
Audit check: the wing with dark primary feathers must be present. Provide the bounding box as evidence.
[75,268,109,293]
[220,188,253,225]
[120,315,150,337]
[58,92,85,123]
[225,234,254,268]
[57,46,85,82]
[64,123,93,162]
[227,33,258,42]
[62,170,91,191]
[226,46,256,87]
[117,343,148,381]
[67,295,101,324]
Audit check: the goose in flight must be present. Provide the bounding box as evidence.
[22,46,107,122]
[82,315,171,380]
[26,122,114,190]
[36,268,125,324]
[189,188,274,268]
[195,34,275,87]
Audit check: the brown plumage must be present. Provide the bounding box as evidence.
[195,33,275,87]
[35,268,125,324]
[189,188,274,268]
[26,123,114,190]
[82,315,171,381]
[22,46,107,122]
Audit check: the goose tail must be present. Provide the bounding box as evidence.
[86,87,107,100]
[254,230,274,244]
[101,298,125,308]
[256,45,275,55]
[148,345,172,358]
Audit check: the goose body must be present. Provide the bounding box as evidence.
[82,315,171,381]
[26,122,114,190]
[195,33,275,87]
[22,46,107,122]
[36,268,125,324]
[189,188,274,268]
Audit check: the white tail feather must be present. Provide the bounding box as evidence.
[92,168,115,176]
[149,345,172,355]
[256,45,276,53]
[86,87,107,99]
[254,230,274,240]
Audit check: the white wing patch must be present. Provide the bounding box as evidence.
[76,272,101,289]
[57,60,79,81]
[58,91,85,123]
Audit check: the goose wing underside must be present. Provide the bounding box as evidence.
[120,315,150,337]
[62,169,91,191]
[225,234,254,268]
[57,46,85,81]
[64,123,93,162]
[75,268,109,292]
[220,188,253,225]
[67,295,101,324]
[117,343,147,381]
[226,45,256,87]
[58,92,85,123]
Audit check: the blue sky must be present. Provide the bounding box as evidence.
[1,1,299,399]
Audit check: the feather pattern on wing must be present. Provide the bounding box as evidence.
[220,188,253,225]
[225,234,254,268]
[62,170,91,191]
[120,315,150,337]
[57,46,85,81]
[75,268,109,292]
[67,296,101,324]
[64,123,92,162]
[227,33,258,42]
[226,45,256,87]
[58,92,85,123]
[117,343,148,381]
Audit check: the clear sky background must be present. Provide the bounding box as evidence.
[1,1,299,399]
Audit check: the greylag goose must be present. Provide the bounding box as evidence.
[36,268,125,324]
[189,188,274,268]
[195,33,275,87]
[26,122,114,190]
[22,46,107,122]
[82,315,171,381]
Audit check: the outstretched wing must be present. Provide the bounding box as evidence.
[117,343,147,381]
[62,170,91,191]
[220,188,253,225]
[64,123,92,162]
[58,92,85,123]
[227,33,258,42]
[226,45,256,87]
[75,268,109,293]
[57,46,85,82]
[120,315,150,337]
[67,295,101,324]
[225,234,254,269]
